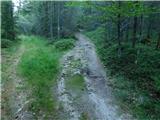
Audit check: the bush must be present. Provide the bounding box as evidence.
[1,39,13,48]
[54,38,75,51]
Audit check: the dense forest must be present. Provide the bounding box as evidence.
[1,1,160,120]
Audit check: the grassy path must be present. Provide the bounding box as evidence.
[2,36,76,119]
[2,44,33,120]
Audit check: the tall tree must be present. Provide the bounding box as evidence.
[1,1,15,40]
[117,1,122,56]
[132,2,138,48]
[57,2,60,39]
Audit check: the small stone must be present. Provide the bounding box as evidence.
[15,115,19,119]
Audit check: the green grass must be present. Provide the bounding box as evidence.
[2,35,76,118]
[86,27,160,120]
[18,35,75,116]
[19,36,60,113]
[66,74,86,93]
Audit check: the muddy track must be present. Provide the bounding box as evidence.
[57,33,133,120]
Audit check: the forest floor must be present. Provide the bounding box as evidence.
[56,33,133,120]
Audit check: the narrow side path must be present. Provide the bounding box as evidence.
[2,45,34,120]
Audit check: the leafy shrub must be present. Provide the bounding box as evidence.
[54,38,75,51]
[1,39,13,48]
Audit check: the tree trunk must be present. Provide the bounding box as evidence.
[1,1,15,40]
[117,1,122,57]
[50,2,53,39]
[147,16,152,39]
[139,15,143,42]
[57,2,60,39]
[132,14,137,48]
[125,24,129,42]
[156,33,160,49]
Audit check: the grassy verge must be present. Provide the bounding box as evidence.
[18,35,75,117]
[66,74,85,93]
[85,27,160,120]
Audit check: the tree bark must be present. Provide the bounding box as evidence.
[139,15,143,42]
[125,24,129,42]
[156,33,160,49]
[117,1,122,57]
[50,2,53,39]
[57,2,60,39]
[132,13,138,48]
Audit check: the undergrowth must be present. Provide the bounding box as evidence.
[86,27,160,120]
[54,38,75,51]
[18,35,75,116]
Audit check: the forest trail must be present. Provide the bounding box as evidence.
[1,45,33,120]
[57,33,133,120]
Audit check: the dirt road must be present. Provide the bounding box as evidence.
[57,33,133,120]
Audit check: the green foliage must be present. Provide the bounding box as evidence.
[16,1,80,38]
[153,74,160,91]
[1,39,13,48]
[65,1,92,8]
[86,27,160,120]
[54,39,75,51]
[19,36,61,113]
[80,112,89,120]
[1,1,15,40]
[66,74,85,92]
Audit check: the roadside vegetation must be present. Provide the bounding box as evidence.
[66,74,86,93]
[54,38,75,51]
[86,27,160,120]
[17,36,75,117]
[18,36,58,114]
